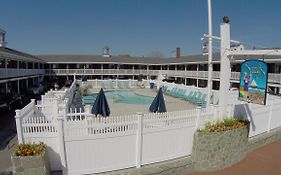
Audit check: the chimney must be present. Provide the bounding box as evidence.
[102,46,111,58]
[176,47,180,58]
[0,28,7,47]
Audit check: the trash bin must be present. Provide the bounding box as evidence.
[150,82,154,89]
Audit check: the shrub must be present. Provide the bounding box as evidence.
[199,118,248,132]
[13,142,46,157]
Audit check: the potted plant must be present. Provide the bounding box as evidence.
[192,118,249,171]
[11,142,51,175]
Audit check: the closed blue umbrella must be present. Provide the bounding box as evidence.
[92,88,110,117]
[149,88,167,113]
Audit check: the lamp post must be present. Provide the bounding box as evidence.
[206,0,213,108]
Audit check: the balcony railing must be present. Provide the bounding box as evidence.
[0,68,45,79]
[45,69,281,84]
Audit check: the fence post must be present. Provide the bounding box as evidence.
[31,99,35,105]
[41,95,44,106]
[213,105,219,121]
[227,104,233,118]
[95,79,98,89]
[84,105,91,115]
[267,101,273,132]
[195,107,201,129]
[15,110,24,144]
[136,112,143,168]
[57,116,68,175]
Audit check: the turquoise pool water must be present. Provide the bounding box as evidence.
[82,90,154,105]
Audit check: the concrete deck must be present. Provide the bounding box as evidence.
[87,88,196,116]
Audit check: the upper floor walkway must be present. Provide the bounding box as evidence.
[45,69,281,87]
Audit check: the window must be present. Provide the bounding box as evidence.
[28,62,33,69]
[7,60,17,68]
[19,61,27,69]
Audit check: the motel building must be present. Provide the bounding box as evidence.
[3,18,281,175]
[1,27,281,96]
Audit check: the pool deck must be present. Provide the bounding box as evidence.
[87,88,196,116]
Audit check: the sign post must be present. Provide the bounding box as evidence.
[218,19,231,119]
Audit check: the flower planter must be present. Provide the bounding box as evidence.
[11,151,51,175]
[192,124,249,171]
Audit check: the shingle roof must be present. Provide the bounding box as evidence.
[38,54,223,65]
[0,47,44,62]
[36,53,281,65]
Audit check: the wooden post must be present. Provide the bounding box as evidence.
[15,110,24,144]
[136,112,143,168]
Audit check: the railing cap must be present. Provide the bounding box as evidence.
[136,112,143,116]
[15,109,21,116]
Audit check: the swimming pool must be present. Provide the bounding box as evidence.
[82,90,154,105]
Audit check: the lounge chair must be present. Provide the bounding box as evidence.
[194,93,207,105]
[183,91,193,100]
[191,92,202,103]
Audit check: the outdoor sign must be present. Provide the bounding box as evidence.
[239,60,268,105]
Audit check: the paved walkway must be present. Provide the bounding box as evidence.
[189,139,281,175]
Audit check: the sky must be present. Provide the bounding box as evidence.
[1,0,281,57]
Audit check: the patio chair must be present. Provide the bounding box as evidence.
[191,92,202,103]
[194,93,207,105]
[186,91,198,102]
[183,91,194,100]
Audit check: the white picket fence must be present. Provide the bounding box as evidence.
[14,79,77,171]
[63,107,217,175]
[14,79,281,175]
[15,99,62,170]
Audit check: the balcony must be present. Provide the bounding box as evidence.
[0,68,45,79]
[45,69,281,85]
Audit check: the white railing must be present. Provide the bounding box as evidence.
[0,68,44,79]
[45,69,281,84]
[79,79,150,90]
[45,69,157,76]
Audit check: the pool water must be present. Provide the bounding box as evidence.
[82,90,154,105]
